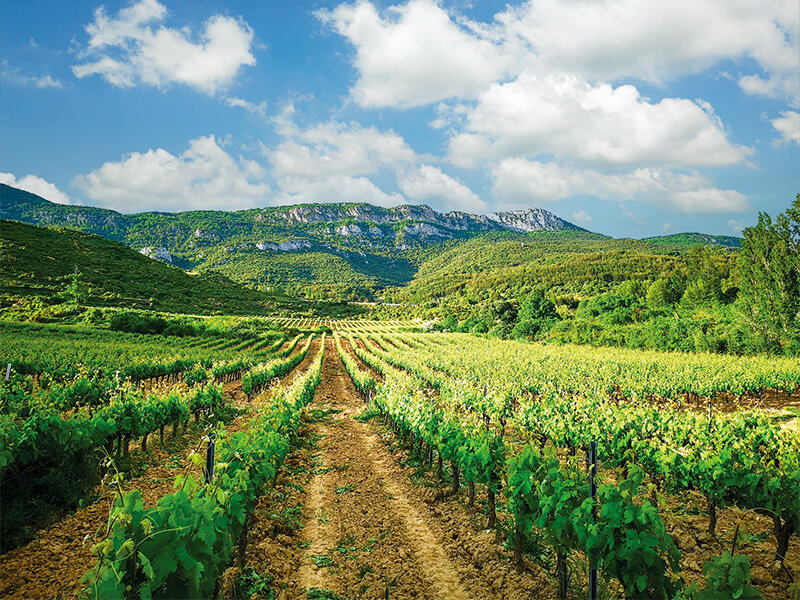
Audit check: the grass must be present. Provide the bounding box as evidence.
[309,554,337,569]
[270,503,304,533]
[305,588,353,600]
[354,407,381,423]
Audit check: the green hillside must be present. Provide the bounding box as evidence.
[0,184,576,300]
[641,232,742,249]
[0,219,301,316]
[392,230,713,305]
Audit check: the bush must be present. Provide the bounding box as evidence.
[163,322,202,337]
[109,312,168,335]
[512,319,541,340]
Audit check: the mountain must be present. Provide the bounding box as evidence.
[0,219,302,315]
[641,232,742,249]
[0,185,742,303]
[390,230,692,305]
[487,208,579,232]
[0,184,585,299]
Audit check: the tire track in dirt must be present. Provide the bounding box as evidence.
[294,444,336,594]
[337,341,554,600]
[0,340,317,600]
[249,340,479,600]
[351,420,473,600]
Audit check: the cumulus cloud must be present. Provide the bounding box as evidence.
[498,0,798,104]
[727,219,745,234]
[771,111,800,146]
[447,71,751,169]
[72,0,255,95]
[317,0,511,108]
[571,210,593,225]
[0,172,72,204]
[399,165,486,212]
[72,135,269,212]
[270,118,416,179]
[322,0,799,107]
[1,60,64,89]
[263,105,426,209]
[491,158,749,215]
[273,175,404,207]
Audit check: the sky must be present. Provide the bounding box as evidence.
[1,0,798,238]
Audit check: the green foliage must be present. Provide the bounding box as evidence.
[241,336,312,396]
[507,448,680,600]
[232,568,276,600]
[690,552,762,600]
[82,341,325,599]
[738,195,800,351]
[110,311,169,335]
[64,272,89,305]
[182,365,209,387]
[590,467,681,599]
[0,218,305,316]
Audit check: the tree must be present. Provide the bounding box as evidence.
[646,279,671,310]
[518,294,558,322]
[513,293,560,340]
[64,272,89,305]
[738,195,800,349]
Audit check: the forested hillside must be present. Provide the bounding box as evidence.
[392,197,799,356]
[4,184,796,356]
[0,184,583,300]
[0,220,303,317]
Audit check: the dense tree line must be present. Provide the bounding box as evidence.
[430,198,799,356]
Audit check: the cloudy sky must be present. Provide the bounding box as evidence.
[1,0,798,237]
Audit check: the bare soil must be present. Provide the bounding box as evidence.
[238,339,554,600]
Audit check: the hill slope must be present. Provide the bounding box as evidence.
[391,230,708,305]
[0,219,300,315]
[1,184,586,299]
[1,184,742,302]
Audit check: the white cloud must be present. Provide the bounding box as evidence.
[72,135,269,212]
[72,0,255,95]
[273,175,404,207]
[571,210,592,225]
[399,165,486,212]
[771,110,800,146]
[322,0,799,108]
[727,219,745,234]
[498,0,798,104]
[269,111,416,179]
[223,96,267,119]
[491,158,749,215]
[448,71,751,169]
[1,60,64,89]
[265,106,424,210]
[0,172,72,204]
[317,0,511,108]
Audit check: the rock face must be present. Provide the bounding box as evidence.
[139,247,173,263]
[1,182,587,270]
[256,240,312,251]
[273,203,501,232]
[487,208,578,232]
[402,223,445,237]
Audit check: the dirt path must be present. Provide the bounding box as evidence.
[0,342,318,600]
[243,339,552,600]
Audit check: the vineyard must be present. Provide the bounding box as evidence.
[0,322,798,599]
[262,316,425,333]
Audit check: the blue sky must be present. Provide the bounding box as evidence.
[1,0,798,238]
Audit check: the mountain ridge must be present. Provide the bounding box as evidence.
[0,185,584,237]
[0,184,741,300]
